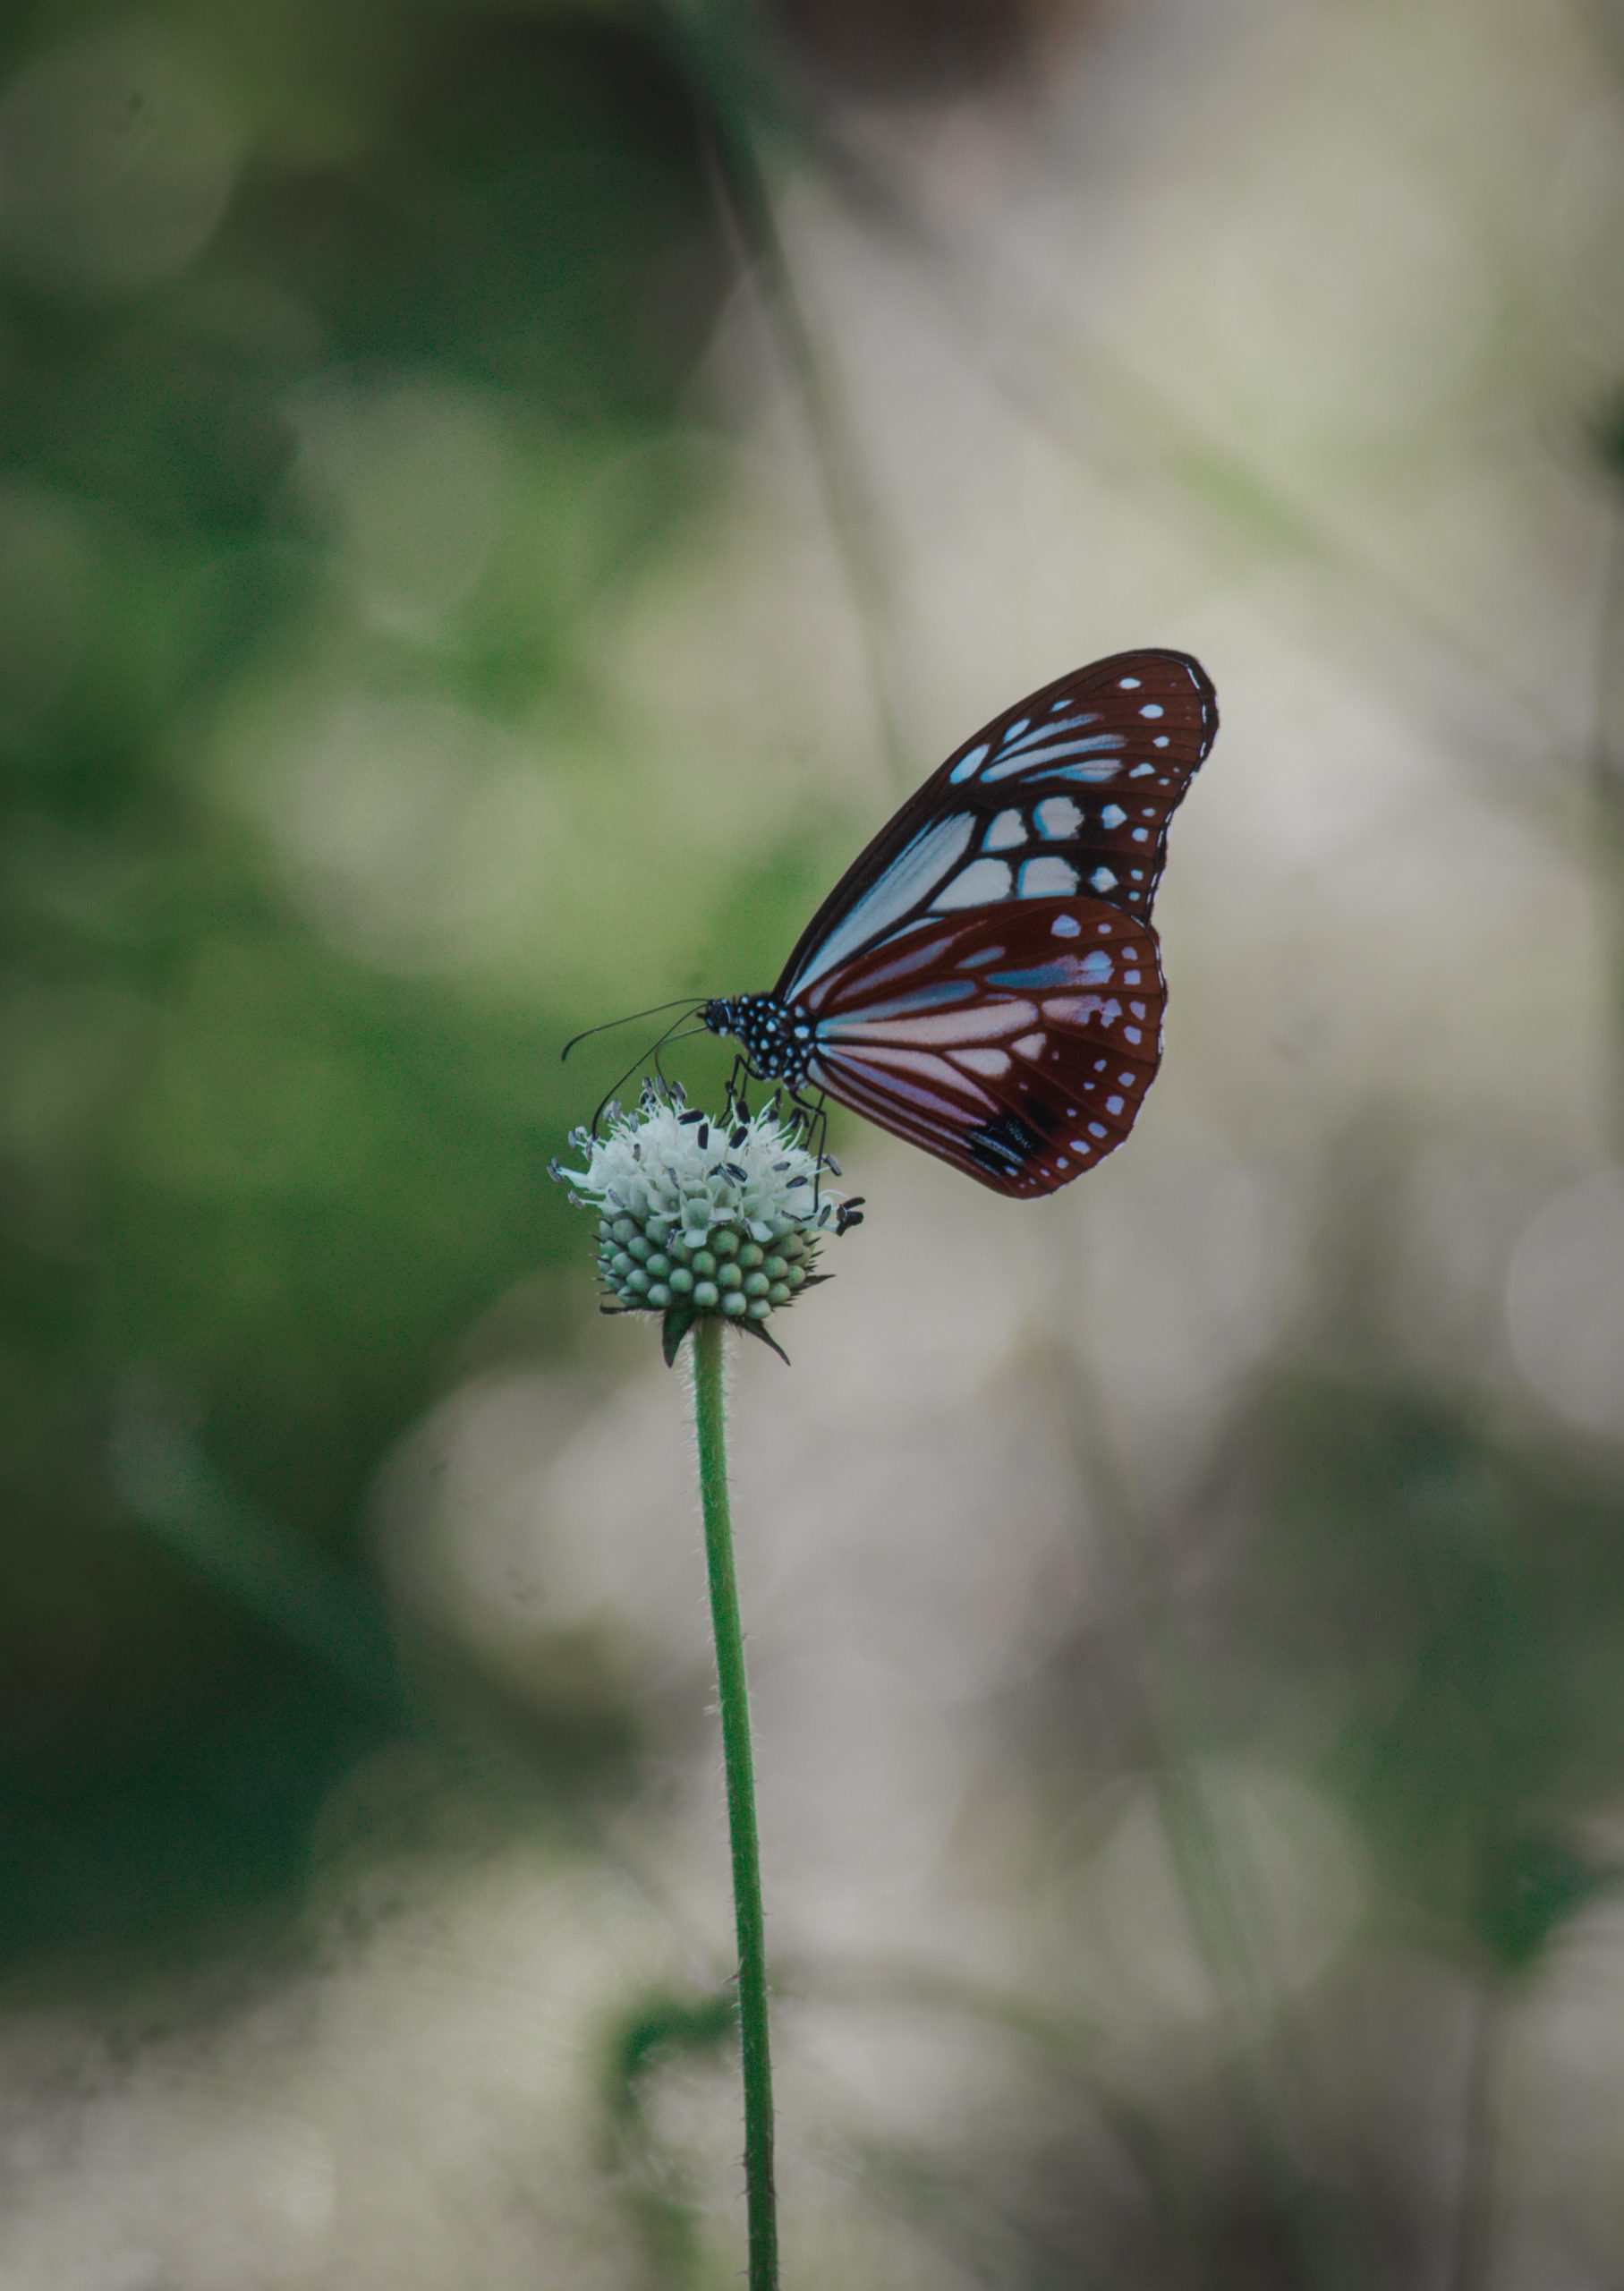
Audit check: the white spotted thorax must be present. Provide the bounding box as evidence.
[550,1083,861,1363]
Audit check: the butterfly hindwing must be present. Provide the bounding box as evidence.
[802,898,1167,1197]
[777,649,1215,1004]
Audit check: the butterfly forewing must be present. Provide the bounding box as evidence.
[803,898,1167,1197]
[777,648,1215,1005]
[700,648,1215,1195]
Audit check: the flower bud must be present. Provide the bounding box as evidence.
[552,1082,856,1363]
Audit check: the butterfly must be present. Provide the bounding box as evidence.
[698,649,1218,1197]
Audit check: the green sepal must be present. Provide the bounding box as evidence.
[737,1317,791,1366]
[661,1303,699,1367]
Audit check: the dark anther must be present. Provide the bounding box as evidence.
[678,1109,705,1127]
[772,1159,791,1171]
[729,1123,749,1148]
[697,1123,710,1148]
[825,1154,842,1176]
[724,1162,749,1182]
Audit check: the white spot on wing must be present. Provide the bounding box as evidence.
[1141,703,1164,719]
[949,742,989,783]
[1101,804,1126,830]
[953,1047,1011,1077]
[1051,914,1081,938]
[1091,866,1117,892]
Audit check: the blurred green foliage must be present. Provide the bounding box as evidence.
[0,0,746,1966]
[3,2,1624,2279]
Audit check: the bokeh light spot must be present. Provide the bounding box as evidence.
[1507,1168,1624,1437]
[0,29,237,301]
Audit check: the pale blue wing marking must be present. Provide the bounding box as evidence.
[982,734,1126,782]
[1101,804,1127,829]
[948,742,990,784]
[1050,761,1126,785]
[983,808,1027,851]
[999,712,1099,755]
[1017,856,1077,897]
[1034,796,1083,838]
[930,856,1013,911]
[786,811,975,997]
[989,950,1115,990]
[817,980,976,1027]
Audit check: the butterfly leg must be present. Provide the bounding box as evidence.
[791,1090,835,1205]
[725,1054,752,1123]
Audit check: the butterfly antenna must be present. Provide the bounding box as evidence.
[562,997,702,1063]
[650,1023,709,1095]
[591,1009,708,1133]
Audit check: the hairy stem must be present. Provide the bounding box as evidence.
[691,1315,778,2289]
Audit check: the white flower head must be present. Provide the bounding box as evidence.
[551,1082,862,1362]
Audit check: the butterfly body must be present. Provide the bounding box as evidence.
[701,649,1217,1197]
[701,993,818,1090]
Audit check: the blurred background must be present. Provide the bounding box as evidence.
[2,0,1623,2282]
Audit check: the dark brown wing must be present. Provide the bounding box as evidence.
[776,649,1216,1009]
[803,897,1166,1197]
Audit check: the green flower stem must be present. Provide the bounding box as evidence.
[691,1314,778,2290]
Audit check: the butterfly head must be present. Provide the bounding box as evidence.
[701,992,816,1087]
